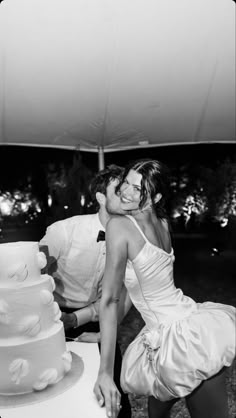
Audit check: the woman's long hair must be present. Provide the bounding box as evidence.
[117,158,171,219]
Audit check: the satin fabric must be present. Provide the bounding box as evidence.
[120,216,236,401]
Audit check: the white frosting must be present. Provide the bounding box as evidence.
[8,262,28,282]
[40,289,54,305]
[0,324,69,395]
[49,275,56,292]
[0,241,72,395]
[33,368,58,391]
[18,315,41,337]
[37,252,47,270]
[9,359,30,385]
[62,351,73,373]
[0,299,10,324]
[0,242,41,287]
[0,275,59,339]
[53,301,61,322]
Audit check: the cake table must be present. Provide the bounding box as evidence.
[0,342,106,418]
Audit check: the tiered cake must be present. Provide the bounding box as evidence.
[0,241,72,395]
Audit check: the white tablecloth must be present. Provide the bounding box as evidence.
[0,342,106,418]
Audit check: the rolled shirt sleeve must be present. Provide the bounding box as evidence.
[39,222,67,262]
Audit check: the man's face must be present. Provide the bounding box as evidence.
[105,179,127,215]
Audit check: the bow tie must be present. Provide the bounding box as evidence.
[97,230,105,242]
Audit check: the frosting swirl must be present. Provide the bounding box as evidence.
[0,299,10,324]
[9,358,29,384]
[53,302,61,322]
[40,289,54,305]
[7,263,28,282]
[19,315,41,337]
[62,351,72,373]
[33,368,58,391]
[37,252,47,269]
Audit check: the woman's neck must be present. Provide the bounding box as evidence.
[129,205,155,221]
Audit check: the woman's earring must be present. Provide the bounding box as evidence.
[154,193,162,204]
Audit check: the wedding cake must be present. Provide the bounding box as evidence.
[0,241,72,395]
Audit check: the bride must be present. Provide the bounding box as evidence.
[94,158,235,418]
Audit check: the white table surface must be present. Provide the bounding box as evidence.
[0,342,106,418]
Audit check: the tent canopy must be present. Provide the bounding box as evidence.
[0,0,235,157]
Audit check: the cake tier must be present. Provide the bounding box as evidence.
[0,242,47,287]
[0,274,61,339]
[0,322,72,395]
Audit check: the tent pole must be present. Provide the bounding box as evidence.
[98,146,105,171]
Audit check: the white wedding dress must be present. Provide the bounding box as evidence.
[120,215,236,401]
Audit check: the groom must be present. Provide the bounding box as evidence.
[39,164,134,418]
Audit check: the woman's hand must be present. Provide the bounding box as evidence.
[94,372,121,418]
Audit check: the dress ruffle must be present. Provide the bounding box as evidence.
[121,302,236,401]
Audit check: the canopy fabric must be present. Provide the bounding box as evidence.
[0,0,235,154]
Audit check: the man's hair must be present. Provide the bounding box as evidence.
[89,164,124,209]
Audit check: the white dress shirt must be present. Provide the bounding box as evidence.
[39,213,135,322]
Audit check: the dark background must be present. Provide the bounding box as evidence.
[1,143,236,178]
[0,143,236,245]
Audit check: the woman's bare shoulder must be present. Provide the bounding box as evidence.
[106,215,131,234]
[106,216,131,248]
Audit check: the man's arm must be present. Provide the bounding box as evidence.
[39,222,65,274]
[62,303,99,331]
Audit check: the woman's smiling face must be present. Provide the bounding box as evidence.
[120,169,144,211]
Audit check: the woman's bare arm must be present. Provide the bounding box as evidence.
[99,217,128,373]
[94,217,128,418]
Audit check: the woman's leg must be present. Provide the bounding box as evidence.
[186,367,229,418]
[148,396,179,418]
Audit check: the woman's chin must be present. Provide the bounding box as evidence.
[120,203,138,212]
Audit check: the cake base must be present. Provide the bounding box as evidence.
[0,352,83,408]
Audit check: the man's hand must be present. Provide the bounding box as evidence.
[94,372,121,418]
[76,332,100,343]
[60,312,77,330]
